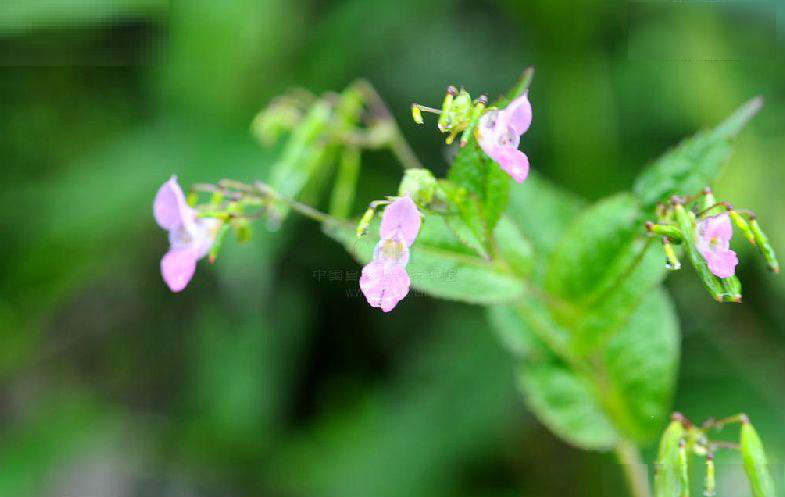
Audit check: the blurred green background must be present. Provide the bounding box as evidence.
[1,0,784,495]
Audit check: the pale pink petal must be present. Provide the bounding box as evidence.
[501,93,532,135]
[380,196,421,247]
[495,148,530,183]
[700,246,739,279]
[154,176,192,231]
[161,248,199,292]
[700,214,733,245]
[359,260,411,312]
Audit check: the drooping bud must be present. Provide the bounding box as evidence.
[437,86,457,132]
[646,221,685,243]
[704,453,716,497]
[678,438,690,497]
[460,94,487,147]
[740,417,776,497]
[411,103,424,125]
[356,205,377,238]
[749,219,780,273]
[398,168,437,206]
[208,223,230,264]
[251,98,303,145]
[234,218,252,244]
[662,237,682,270]
[655,414,687,497]
[728,210,756,245]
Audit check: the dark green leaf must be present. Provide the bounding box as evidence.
[633,97,762,212]
[545,193,667,350]
[488,289,679,448]
[438,180,491,259]
[504,173,585,283]
[448,142,510,238]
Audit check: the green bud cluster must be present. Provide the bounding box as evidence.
[645,187,779,303]
[655,412,776,497]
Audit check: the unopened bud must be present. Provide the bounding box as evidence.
[399,168,437,206]
[654,416,687,497]
[728,210,756,245]
[749,219,779,273]
[740,419,776,497]
[411,104,424,125]
[356,206,376,238]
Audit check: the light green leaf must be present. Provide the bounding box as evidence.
[504,173,585,263]
[633,97,762,212]
[488,289,679,449]
[602,290,679,441]
[438,180,491,259]
[519,360,619,449]
[448,142,510,237]
[545,193,667,351]
[325,213,525,304]
[493,216,534,278]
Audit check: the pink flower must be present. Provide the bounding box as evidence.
[153,176,219,292]
[696,213,738,279]
[359,196,422,312]
[477,93,532,183]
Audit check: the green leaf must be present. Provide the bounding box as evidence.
[438,180,491,259]
[504,173,585,256]
[493,216,534,278]
[545,193,667,351]
[601,290,679,441]
[448,142,510,237]
[519,360,619,449]
[325,213,525,304]
[488,289,679,449]
[633,97,762,212]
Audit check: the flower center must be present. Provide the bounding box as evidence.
[378,238,406,262]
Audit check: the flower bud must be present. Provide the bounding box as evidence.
[411,104,424,125]
[655,414,687,497]
[234,219,252,244]
[356,206,376,238]
[728,210,756,245]
[398,168,437,206]
[740,419,776,497]
[749,219,779,273]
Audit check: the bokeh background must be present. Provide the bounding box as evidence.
[1,0,784,496]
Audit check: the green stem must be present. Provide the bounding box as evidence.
[251,181,340,225]
[616,439,652,497]
[192,180,346,227]
[353,78,423,170]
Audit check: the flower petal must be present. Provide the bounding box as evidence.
[501,93,532,136]
[359,260,411,312]
[700,213,733,244]
[380,196,421,246]
[154,176,192,231]
[161,248,199,292]
[700,246,739,279]
[495,148,530,183]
